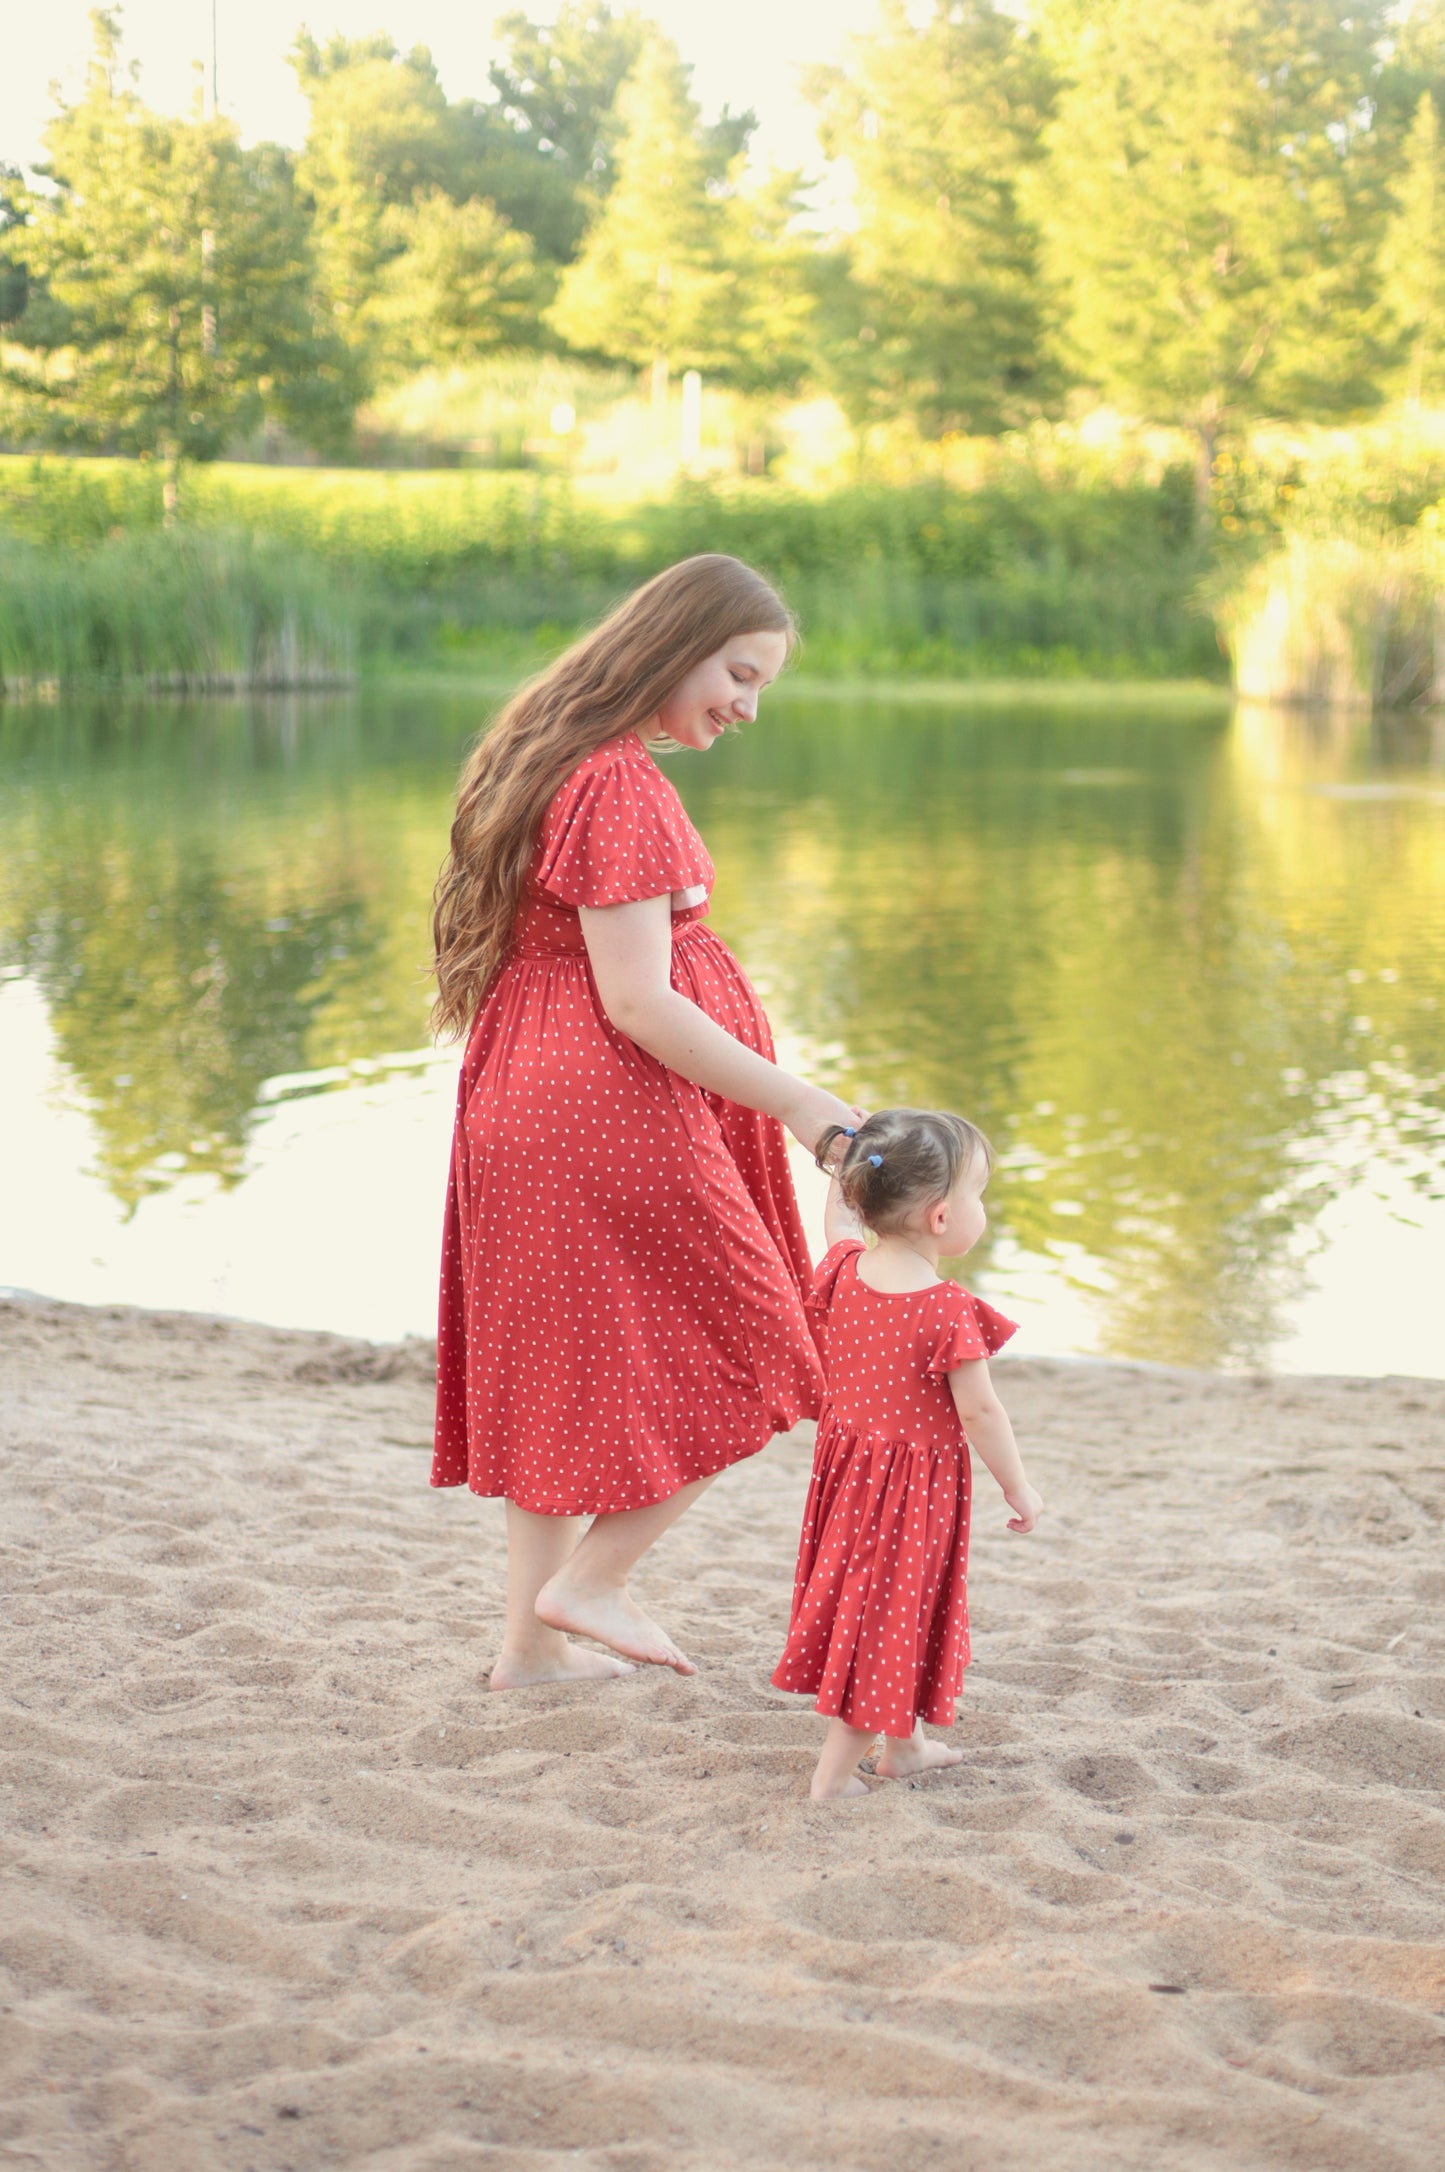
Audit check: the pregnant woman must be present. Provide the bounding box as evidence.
[430,554,859,1688]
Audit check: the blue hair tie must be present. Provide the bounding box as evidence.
[842,1126,856,1137]
[867,1153,883,1167]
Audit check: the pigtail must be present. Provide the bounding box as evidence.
[827,1107,994,1236]
[813,1122,852,1176]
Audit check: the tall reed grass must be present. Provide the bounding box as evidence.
[1227,525,1445,709]
[0,454,1218,682]
[0,528,358,690]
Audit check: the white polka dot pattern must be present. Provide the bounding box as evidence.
[431,733,826,1514]
[771,1238,1018,1737]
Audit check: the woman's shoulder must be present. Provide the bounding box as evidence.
[550,733,680,814]
[534,732,711,906]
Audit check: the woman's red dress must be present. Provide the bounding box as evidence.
[431,731,825,1514]
[772,1238,1017,1737]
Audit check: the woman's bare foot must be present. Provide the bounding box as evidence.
[875,1720,963,1779]
[488,1633,635,1691]
[534,1571,695,1674]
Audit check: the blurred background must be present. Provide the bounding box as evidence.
[1,2,1443,1375]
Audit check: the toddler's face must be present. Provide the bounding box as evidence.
[933,1150,989,1257]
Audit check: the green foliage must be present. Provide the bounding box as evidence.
[1035,0,1393,488]
[1226,524,1445,708]
[806,0,1060,437]
[485,4,648,257]
[5,13,353,490]
[289,32,462,347]
[0,452,1215,679]
[0,526,357,687]
[0,162,28,326]
[549,31,734,379]
[1382,93,1445,406]
[369,191,547,374]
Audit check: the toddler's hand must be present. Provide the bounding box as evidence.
[1003,1482,1043,1534]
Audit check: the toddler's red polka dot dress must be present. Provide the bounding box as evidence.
[432,730,825,1514]
[772,1238,1017,1738]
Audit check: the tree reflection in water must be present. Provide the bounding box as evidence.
[1,686,1441,1366]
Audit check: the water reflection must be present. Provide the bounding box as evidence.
[1,687,1441,1369]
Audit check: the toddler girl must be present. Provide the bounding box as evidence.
[772,1108,1043,1800]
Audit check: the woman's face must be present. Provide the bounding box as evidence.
[654,629,789,752]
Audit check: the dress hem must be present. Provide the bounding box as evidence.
[768,1669,967,1736]
[430,1392,816,1513]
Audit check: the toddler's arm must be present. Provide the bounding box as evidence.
[823,1172,864,1249]
[948,1358,1043,1533]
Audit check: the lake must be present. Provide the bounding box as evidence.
[1,684,1442,1375]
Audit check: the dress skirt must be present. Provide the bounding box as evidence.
[772,1412,972,1737]
[431,910,824,1514]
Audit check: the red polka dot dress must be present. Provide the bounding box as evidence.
[772,1239,1017,1737]
[431,731,825,1514]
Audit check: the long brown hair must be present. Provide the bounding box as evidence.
[431,554,795,1039]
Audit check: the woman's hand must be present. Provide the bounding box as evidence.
[780,1087,869,1165]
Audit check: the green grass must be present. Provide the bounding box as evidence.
[0,453,1224,686]
[0,527,357,689]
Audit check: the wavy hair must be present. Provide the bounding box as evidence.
[431,554,795,1040]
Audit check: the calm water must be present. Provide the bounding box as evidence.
[1,686,1442,1374]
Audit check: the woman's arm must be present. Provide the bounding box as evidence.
[580,894,854,1155]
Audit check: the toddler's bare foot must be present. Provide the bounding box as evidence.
[489,1639,635,1691]
[809,1772,869,1801]
[875,1722,963,1779]
[535,1572,695,1674]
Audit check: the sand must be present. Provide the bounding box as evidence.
[2,1293,1444,2172]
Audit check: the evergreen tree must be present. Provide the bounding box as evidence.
[548,32,732,392]
[1034,0,1393,502]
[290,34,461,348]
[0,165,29,328]
[368,189,546,373]
[805,0,1059,438]
[480,4,648,260]
[6,12,352,506]
[1383,92,1445,407]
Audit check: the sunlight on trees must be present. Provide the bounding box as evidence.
[5,11,352,509]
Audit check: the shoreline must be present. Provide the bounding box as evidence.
[0,665,1235,708]
[4,1291,1443,2168]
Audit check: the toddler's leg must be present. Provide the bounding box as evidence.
[810,1718,876,1800]
[875,1718,963,1779]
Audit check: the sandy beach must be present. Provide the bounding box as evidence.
[2,1292,1444,2171]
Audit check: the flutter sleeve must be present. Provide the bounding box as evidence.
[533,743,714,908]
[808,1238,867,1319]
[925,1285,1019,1377]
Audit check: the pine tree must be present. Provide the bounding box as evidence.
[1033,0,1392,505]
[290,34,460,351]
[547,32,732,395]
[806,0,1059,439]
[6,12,352,508]
[1383,93,1445,407]
[368,190,546,373]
